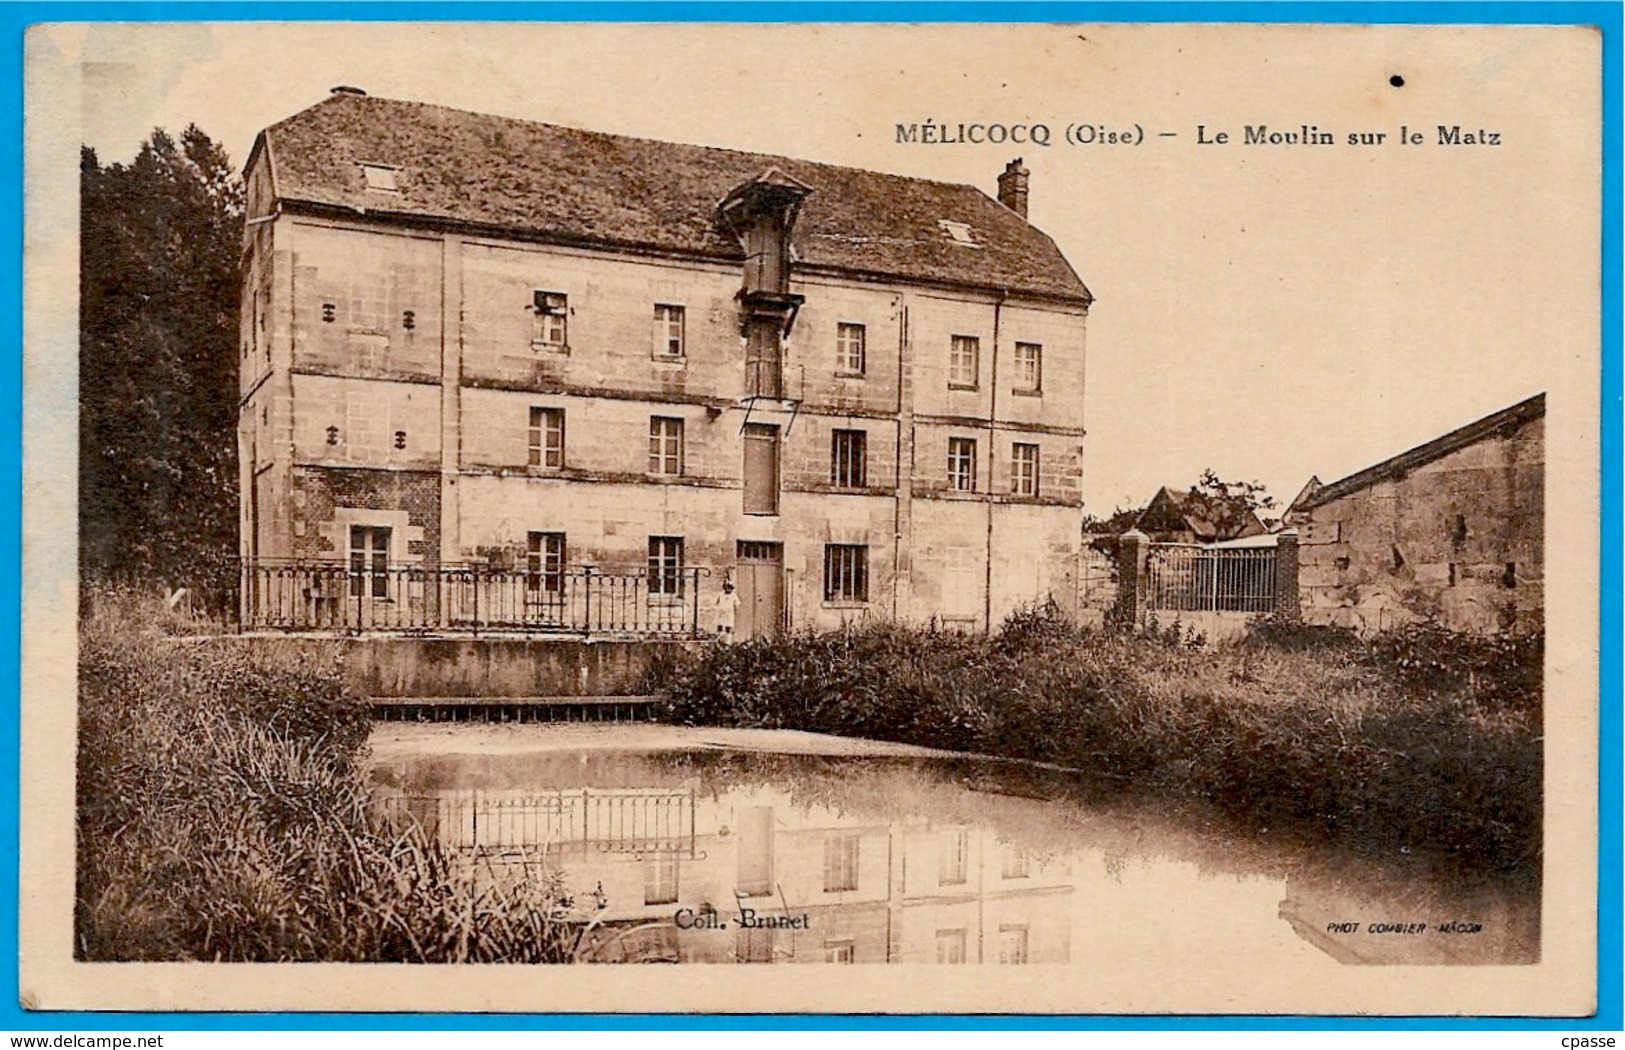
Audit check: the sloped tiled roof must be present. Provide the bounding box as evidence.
[1294,393,1546,512]
[1135,486,1206,538]
[254,92,1093,304]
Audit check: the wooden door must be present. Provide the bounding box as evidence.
[736,805,775,898]
[348,524,393,627]
[736,541,784,639]
[742,424,780,515]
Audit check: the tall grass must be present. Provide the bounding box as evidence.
[655,604,1542,873]
[76,588,578,962]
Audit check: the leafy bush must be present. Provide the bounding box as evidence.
[1243,614,1364,655]
[1142,612,1207,650]
[77,590,577,962]
[658,604,1541,872]
[995,597,1081,655]
[1367,622,1543,712]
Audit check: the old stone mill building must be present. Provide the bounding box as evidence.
[239,89,1093,638]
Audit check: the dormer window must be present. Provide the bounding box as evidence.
[359,163,400,193]
[938,220,978,247]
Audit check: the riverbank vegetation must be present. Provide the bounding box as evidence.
[76,591,576,962]
[656,604,1542,873]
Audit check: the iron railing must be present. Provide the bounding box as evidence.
[1077,545,1119,614]
[1144,544,1279,614]
[240,561,706,636]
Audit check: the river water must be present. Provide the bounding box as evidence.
[367,724,1538,968]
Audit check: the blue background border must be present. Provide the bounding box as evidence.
[3,0,1618,1032]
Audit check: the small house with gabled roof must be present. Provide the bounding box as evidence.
[238,90,1093,637]
[1133,485,1269,545]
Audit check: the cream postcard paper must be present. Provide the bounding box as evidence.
[21,21,1601,1015]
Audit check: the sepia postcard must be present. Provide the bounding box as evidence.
[19,19,1604,1017]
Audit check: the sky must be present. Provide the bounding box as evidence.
[46,20,1600,515]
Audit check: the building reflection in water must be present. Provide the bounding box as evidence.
[373,786,1072,968]
[370,747,1537,967]
[374,778,1072,964]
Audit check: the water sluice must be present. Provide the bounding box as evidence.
[371,695,662,724]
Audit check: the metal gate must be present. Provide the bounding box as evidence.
[1144,544,1278,613]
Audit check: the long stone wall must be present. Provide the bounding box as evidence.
[226,634,688,698]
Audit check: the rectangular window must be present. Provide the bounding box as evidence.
[743,424,780,515]
[653,303,685,358]
[949,335,979,388]
[347,269,389,335]
[1011,442,1040,497]
[1013,342,1042,393]
[249,287,260,360]
[644,855,678,906]
[746,337,783,399]
[998,925,1029,964]
[736,806,776,898]
[824,940,857,964]
[948,437,978,492]
[935,928,968,965]
[526,531,565,594]
[258,271,272,363]
[836,322,866,376]
[528,407,565,468]
[648,416,685,475]
[348,525,390,599]
[648,536,685,597]
[823,545,869,604]
[531,289,568,348]
[345,390,382,460]
[831,429,868,488]
[939,829,969,886]
[823,833,860,893]
[1000,846,1030,880]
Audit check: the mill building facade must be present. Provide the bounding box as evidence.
[239,89,1093,637]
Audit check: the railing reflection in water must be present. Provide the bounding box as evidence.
[372,788,701,861]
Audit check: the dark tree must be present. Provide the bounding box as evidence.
[1183,468,1278,536]
[80,127,243,597]
[1096,471,1279,545]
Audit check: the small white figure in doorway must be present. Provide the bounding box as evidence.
[714,576,741,642]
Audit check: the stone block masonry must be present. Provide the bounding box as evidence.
[291,466,441,566]
[240,97,1095,637]
[224,634,685,698]
[1289,400,1542,635]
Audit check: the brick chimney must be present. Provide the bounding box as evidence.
[997,158,1029,219]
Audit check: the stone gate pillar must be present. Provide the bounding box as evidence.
[1114,528,1150,629]
[1274,529,1302,621]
